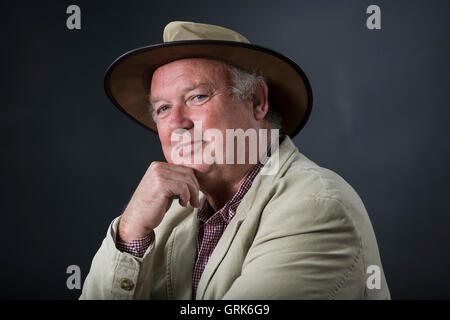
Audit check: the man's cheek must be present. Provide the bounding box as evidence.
[162,145,174,163]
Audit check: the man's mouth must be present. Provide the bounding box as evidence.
[176,140,203,156]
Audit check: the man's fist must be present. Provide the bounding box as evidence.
[118,161,200,243]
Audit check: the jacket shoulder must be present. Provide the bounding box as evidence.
[254,149,390,299]
[277,151,362,203]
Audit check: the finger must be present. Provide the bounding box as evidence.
[164,163,200,191]
[160,169,200,208]
[174,178,199,208]
[185,178,200,208]
[171,182,190,207]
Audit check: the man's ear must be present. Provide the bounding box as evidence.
[252,81,269,121]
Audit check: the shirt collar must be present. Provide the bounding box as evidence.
[197,162,264,224]
[196,135,281,224]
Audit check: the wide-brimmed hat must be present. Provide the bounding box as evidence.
[104,21,313,138]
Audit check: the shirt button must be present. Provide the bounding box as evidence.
[119,278,135,291]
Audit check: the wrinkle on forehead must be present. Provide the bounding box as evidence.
[149,58,231,101]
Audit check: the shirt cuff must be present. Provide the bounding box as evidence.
[115,232,154,258]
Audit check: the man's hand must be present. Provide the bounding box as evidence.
[118,161,200,243]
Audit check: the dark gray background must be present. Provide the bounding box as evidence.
[1,0,449,299]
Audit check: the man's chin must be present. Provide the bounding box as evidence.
[176,161,214,174]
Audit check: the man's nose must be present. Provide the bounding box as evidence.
[168,105,194,132]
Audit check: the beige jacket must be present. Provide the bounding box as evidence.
[80,137,390,299]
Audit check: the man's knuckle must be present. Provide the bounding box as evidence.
[153,174,163,184]
[150,161,163,170]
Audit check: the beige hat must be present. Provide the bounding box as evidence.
[104,21,313,137]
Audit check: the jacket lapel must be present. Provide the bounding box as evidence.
[195,161,273,299]
[168,208,199,299]
[195,203,249,299]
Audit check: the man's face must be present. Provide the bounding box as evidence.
[150,58,260,174]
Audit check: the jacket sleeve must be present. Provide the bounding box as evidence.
[221,195,366,300]
[79,217,156,300]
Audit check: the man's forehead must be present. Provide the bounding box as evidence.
[150,83,213,104]
[150,58,229,92]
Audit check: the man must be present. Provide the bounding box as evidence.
[81,21,390,299]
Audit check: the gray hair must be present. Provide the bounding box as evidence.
[150,60,284,133]
[225,62,283,132]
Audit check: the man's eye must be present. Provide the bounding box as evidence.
[157,105,170,114]
[193,95,208,101]
[194,94,208,100]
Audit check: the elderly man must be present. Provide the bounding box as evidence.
[81,21,390,299]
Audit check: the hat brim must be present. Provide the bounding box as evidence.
[104,40,313,138]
